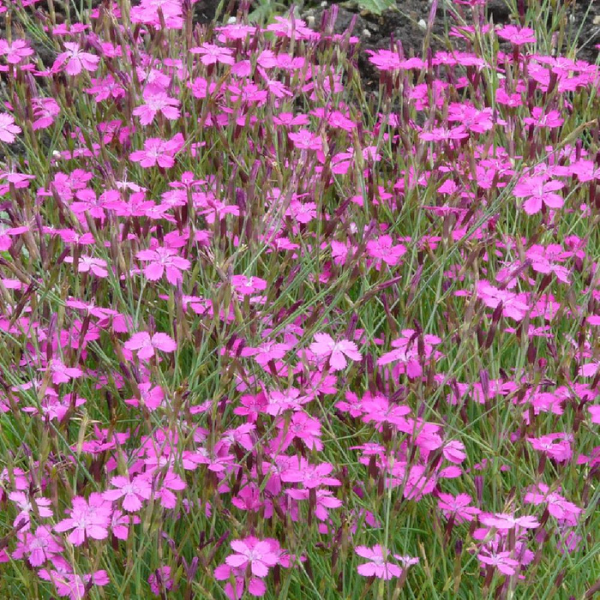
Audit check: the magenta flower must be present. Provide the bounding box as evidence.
[231,275,267,296]
[124,331,177,360]
[513,176,564,215]
[149,566,174,596]
[355,545,419,580]
[9,491,53,530]
[63,255,109,278]
[366,235,407,267]
[153,470,186,509]
[12,526,63,567]
[45,359,84,385]
[419,126,469,142]
[133,89,181,126]
[103,475,152,512]
[497,25,536,45]
[527,433,573,462]
[590,405,600,424]
[276,411,323,451]
[309,333,361,371]
[280,460,341,489]
[39,559,109,600]
[437,493,481,523]
[225,537,280,577]
[190,43,235,65]
[579,361,599,377]
[54,494,112,546]
[288,129,322,151]
[241,341,290,366]
[110,509,138,540]
[0,39,34,64]
[136,246,190,284]
[32,97,60,130]
[524,483,582,525]
[476,281,529,321]
[125,382,165,411]
[85,74,127,103]
[477,549,520,575]
[129,133,184,168]
[523,107,564,129]
[53,42,100,75]
[0,113,21,143]
[480,512,540,531]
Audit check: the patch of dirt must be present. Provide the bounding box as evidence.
[574,0,600,64]
[301,0,600,87]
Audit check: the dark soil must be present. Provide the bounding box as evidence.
[301,0,600,87]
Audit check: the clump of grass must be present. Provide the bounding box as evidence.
[0,0,598,598]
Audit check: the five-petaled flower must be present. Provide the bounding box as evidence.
[103,475,152,512]
[54,494,112,546]
[130,133,185,168]
[136,246,191,284]
[355,545,419,580]
[53,42,100,75]
[0,113,21,143]
[124,331,177,360]
[309,333,362,371]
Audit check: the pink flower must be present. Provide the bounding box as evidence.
[275,411,323,451]
[136,246,190,284]
[590,405,600,424]
[288,129,322,151]
[527,433,573,462]
[215,536,290,598]
[225,537,280,577]
[280,460,341,489]
[309,333,361,371]
[366,235,407,267]
[133,88,181,125]
[513,176,564,215]
[32,97,60,130]
[497,25,536,45]
[85,74,127,102]
[129,133,184,168]
[124,331,177,360]
[63,255,109,278]
[0,113,21,143]
[579,361,599,377]
[45,359,84,385]
[149,566,174,596]
[12,526,63,567]
[477,549,520,575]
[231,275,267,296]
[480,512,540,530]
[110,509,138,540]
[153,470,186,509]
[523,107,564,129]
[241,341,289,366]
[437,493,480,523]
[523,484,582,525]
[419,126,469,142]
[0,39,34,64]
[130,0,184,29]
[9,491,53,531]
[53,42,100,75]
[39,559,109,600]
[190,43,235,65]
[103,475,152,512]
[54,494,112,546]
[124,382,165,411]
[476,281,529,321]
[355,545,419,580]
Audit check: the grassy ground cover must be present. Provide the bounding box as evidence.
[0,0,598,598]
